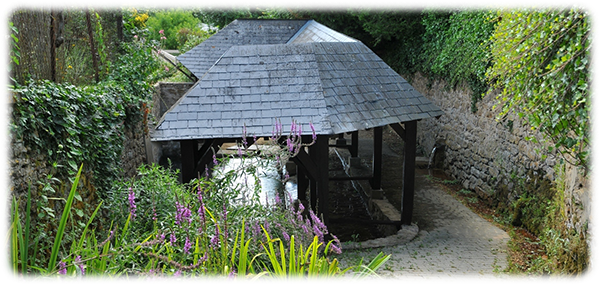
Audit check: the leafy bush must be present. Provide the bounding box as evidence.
[420,10,497,111]
[486,9,590,169]
[11,15,163,185]
[193,8,265,29]
[145,9,207,50]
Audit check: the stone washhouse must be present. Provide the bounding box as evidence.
[151,19,443,226]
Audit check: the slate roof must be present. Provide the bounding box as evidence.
[152,38,443,141]
[178,19,310,78]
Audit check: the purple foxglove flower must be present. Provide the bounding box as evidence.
[211,227,220,247]
[290,121,296,136]
[225,268,235,284]
[309,122,317,142]
[152,205,157,221]
[58,261,67,275]
[287,138,294,152]
[58,261,67,284]
[242,125,248,147]
[275,193,281,205]
[222,204,229,240]
[170,233,177,245]
[128,188,136,220]
[329,243,342,255]
[183,236,192,254]
[75,255,85,275]
[313,224,324,243]
[282,231,290,243]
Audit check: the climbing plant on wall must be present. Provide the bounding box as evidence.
[486,8,591,170]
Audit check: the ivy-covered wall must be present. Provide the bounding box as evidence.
[9,104,149,199]
[414,73,590,271]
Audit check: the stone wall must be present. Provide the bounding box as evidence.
[1,92,52,201]
[1,92,148,199]
[147,82,194,172]
[412,73,589,233]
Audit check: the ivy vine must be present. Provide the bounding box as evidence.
[486,8,590,170]
[11,34,162,193]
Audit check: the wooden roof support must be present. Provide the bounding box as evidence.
[370,126,383,190]
[350,131,359,158]
[180,139,200,183]
[400,120,417,225]
[314,135,330,225]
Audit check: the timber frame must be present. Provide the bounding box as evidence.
[179,120,419,226]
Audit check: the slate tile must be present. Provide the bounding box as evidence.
[171,120,189,129]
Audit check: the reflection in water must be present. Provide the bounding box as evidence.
[214,157,297,206]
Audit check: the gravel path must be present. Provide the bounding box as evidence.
[336,132,510,278]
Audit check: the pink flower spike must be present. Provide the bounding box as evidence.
[159,29,164,34]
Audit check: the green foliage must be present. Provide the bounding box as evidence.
[486,9,590,169]
[493,166,588,274]
[259,232,390,277]
[260,1,374,46]
[0,5,21,83]
[11,142,389,277]
[144,9,209,50]
[354,10,423,46]
[11,25,162,190]
[11,81,126,190]
[194,1,262,29]
[421,10,497,111]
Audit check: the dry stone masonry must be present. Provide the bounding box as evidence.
[412,73,590,234]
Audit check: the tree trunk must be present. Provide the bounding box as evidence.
[85,10,99,83]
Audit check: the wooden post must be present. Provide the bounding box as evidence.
[401,120,417,225]
[314,135,330,224]
[296,164,308,201]
[370,126,383,190]
[350,131,359,157]
[309,144,318,212]
[180,140,197,183]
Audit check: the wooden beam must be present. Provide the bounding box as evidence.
[401,120,417,225]
[196,139,225,179]
[292,148,319,181]
[370,126,383,190]
[329,175,372,181]
[390,123,406,140]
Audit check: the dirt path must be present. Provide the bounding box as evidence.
[336,127,510,277]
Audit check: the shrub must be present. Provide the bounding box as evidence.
[145,9,207,50]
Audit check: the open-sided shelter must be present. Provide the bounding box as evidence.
[151,19,443,226]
